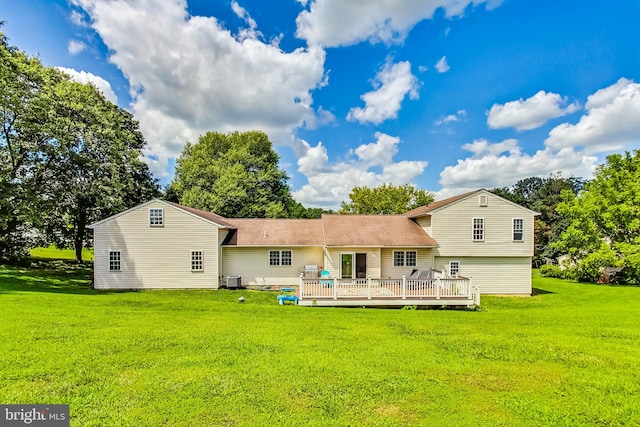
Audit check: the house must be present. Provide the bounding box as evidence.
[88,189,538,306]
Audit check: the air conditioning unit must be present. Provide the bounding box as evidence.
[227,276,241,289]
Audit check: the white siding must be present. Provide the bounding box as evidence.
[431,192,535,257]
[93,200,222,289]
[380,248,434,278]
[222,246,323,287]
[434,256,532,295]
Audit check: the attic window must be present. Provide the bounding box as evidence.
[479,195,488,207]
[149,208,164,226]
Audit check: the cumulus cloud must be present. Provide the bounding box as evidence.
[347,60,419,125]
[545,78,640,153]
[296,0,504,47]
[293,133,428,208]
[437,139,597,198]
[435,56,449,73]
[55,66,118,104]
[487,90,580,131]
[67,40,86,55]
[438,139,597,196]
[434,109,466,126]
[71,0,327,178]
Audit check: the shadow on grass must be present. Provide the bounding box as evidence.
[532,287,555,295]
[0,258,132,295]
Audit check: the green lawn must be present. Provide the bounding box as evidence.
[0,263,639,426]
[30,245,94,262]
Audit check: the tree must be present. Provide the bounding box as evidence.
[339,183,434,215]
[41,78,159,262]
[1,28,158,262]
[170,131,294,218]
[554,151,640,284]
[1,29,65,261]
[491,173,585,265]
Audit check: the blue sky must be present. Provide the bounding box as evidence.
[2,0,639,208]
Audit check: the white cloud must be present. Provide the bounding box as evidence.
[67,40,87,55]
[296,0,504,47]
[347,60,419,125]
[545,78,640,153]
[437,139,597,196]
[293,133,427,208]
[487,90,580,131]
[72,0,327,178]
[55,66,118,104]
[434,109,466,125]
[70,10,88,27]
[435,56,449,73]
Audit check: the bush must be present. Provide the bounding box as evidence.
[540,264,563,278]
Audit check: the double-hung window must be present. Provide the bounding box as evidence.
[472,218,484,241]
[109,251,121,271]
[149,208,164,226]
[191,251,204,271]
[449,261,460,277]
[393,251,417,267]
[513,218,524,241]
[269,250,292,266]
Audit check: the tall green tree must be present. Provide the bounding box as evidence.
[339,183,434,215]
[1,29,158,262]
[170,131,293,218]
[554,151,640,284]
[41,79,159,262]
[491,173,585,264]
[0,29,64,260]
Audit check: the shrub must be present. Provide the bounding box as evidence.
[540,264,563,278]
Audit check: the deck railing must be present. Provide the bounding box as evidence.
[299,274,479,305]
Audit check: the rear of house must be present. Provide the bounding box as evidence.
[89,190,536,297]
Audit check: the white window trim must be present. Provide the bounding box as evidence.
[109,250,121,272]
[149,208,164,227]
[479,194,488,206]
[191,250,204,272]
[269,250,292,266]
[472,217,485,242]
[449,261,460,278]
[513,218,524,242]
[393,250,418,267]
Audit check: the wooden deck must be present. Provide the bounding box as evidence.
[298,276,480,307]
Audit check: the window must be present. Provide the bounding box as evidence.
[269,250,292,266]
[449,261,460,277]
[473,218,484,241]
[149,208,164,226]
[109,251,121,271]
[513,218,524,241]
[393,251,404,267]
[393,251,417,267]
[191,251,203,271]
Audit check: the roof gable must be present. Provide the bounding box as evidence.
[87,199,236,229]
[405,189,539,217]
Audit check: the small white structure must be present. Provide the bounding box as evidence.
[88,190,538,303]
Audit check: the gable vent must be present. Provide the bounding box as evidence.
[479,195,488,207]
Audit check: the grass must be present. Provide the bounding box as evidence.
[30,245,94,262]
[1,259,639,426]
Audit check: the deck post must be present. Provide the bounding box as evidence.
[299,273,304,301]
[436,278,441,300]
[367,276,372,300]
[402,275,406,300]
[333,277,338,300]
